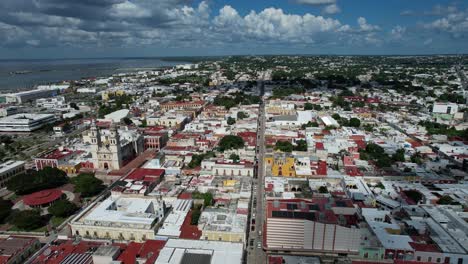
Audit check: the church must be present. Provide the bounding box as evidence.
[84,121,144,171]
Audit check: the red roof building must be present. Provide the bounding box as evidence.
[34,148,81,170]
[23,189,64,207]
[125,168,165,182]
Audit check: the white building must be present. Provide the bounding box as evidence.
[102,109,130,123]
[0,160,25,188]
[36,96,67,109]
[0,114,56,132]
[4,89,58,104]
[432,103,459,115]
[0,106,19,117]
[157,199,192,238]
[70,195,165,242]
[83,122,144,171]
[155,239,243,264]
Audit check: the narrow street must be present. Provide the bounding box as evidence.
[247,86,267,263]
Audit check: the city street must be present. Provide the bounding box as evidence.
[247,97,266,264]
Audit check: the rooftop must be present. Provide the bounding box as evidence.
[80,196,164,227]
[22,189,63,206]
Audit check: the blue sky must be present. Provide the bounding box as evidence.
[0,0,467,59]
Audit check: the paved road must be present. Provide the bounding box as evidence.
[247,99,267,264]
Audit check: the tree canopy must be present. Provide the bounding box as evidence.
[71,173,105,198]
[187,152,215,169]
[192,191,213,207]
[275,141,293,153]
[218,135,245,152]
[237,111,249,119]
[348,118,361,128]
[8,210,44,231]
[227,117,236,125]
[0,199,12,224]
[294,140,308,151]
[7,167,68,195]
[48,200,78,218]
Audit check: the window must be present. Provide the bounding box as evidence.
[437,258,441,263]
[428,257,432,262]
[417,256,421,261]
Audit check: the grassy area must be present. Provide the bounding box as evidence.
[51,216,67,227]
[9,225,48,233]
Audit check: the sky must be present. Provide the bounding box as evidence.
[0,0,467,59]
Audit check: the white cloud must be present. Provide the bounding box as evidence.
[295,0,336,5]
[110,1,151,18]
[0,0,441,52]
[357,17,380,32]
[390,26,406,40]
[322,4,340,15]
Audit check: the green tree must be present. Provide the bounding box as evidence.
[293,140,307,151]
[301,121,319,129]
[192,192,213,207]
[8,210,43,231]
[318,186,329,193]
[237,111,249,119]
[392,149,406,162]
[139,119,147,128]
[218,135,245,152]
[332,113,341,120]
[437,195,455,205]
[275,141,293,153]
[7,167,68,195]
[229,153,240,163]
[348,118,361,127]
[0,199,12,224]
[227,117,236,125]
[48,200,78,218]
[410,152,423,165]
[304,103,314,110]
[190,205,201,225]
[71,173,105,198]
[122,117,133,126]
[404,190,423,204]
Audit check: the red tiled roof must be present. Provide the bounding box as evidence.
[31,240,104,264]
[125,168,165,182]
[315,142,325,150]
[38,148,77,160]
[317,160,327,175]
[117,240,165,264]
[179,210,202,240]
[268,256,283,264]
[178,192,192,199]
[409,242,441,253]
[23,189,63,206]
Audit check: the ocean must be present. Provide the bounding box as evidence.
[0,58,186,92]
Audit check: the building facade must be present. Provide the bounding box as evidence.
[84,122,144,171]
[0,160,25,188]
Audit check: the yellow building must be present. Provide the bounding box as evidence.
[265,153,296,177]
[57,163,81,175]
[223,179,237,187]
[198,209,247,244]
[102,90,126,101]
[201,230,245,243]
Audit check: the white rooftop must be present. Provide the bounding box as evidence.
[157,199,192,237]
[155,239,243,264]
[0,113,55,124]
[83,196,163,227]
[0,160,25,174]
